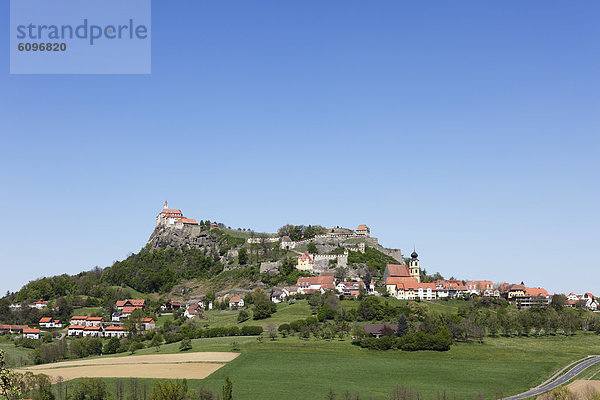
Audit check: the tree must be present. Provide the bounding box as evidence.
[237,310,250,323]
[68,378,109,400]
[237,248,248,265]
[396,314,409,337]
[150,333,163,352]
[0,350,21,400]
[103,337,121,354]
[551,294,566,312]
[221,377,233,400]
[179,338,192,351]
[306,242,318,254]
[149,380,188,400]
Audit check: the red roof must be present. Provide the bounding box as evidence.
[39,317,52,323]
[71,316,88,320]
[386,277,419,290]
[34,299,47,304]
[356,225,368,231]
[121,306,142,313]
[68,325,86,330]
[178,218,198,225]
[105,326,125,331]
[299,253,313,263]
[87,317,103,321]
[386,264,411,278]
[160,209,183,215]
[140,318,154,323]
[84,326,102,331]
[526,287,549,297]
[296,276,335,286]
[229,296,242,303]
[23,328,39,334]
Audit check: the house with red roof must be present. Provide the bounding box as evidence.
[386,277,436,300]
[140,318,156,331]
[161,301,183,311]
[39,317,62,328]
[23,328,40,340]
[336,281,366,297]
[68,325,86,337]
[434,280,468,298]
[30,299,47,310]
[104,326,127,338]
[116,299,146,311]
[296,276,335,294]
[228,296,244,308]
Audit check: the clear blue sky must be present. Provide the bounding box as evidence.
[1,1,598,296]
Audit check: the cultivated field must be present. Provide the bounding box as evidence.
[568,380,600,397]
[15,352,239,381]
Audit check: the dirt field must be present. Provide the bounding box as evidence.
[15,352,240,381]
[567,380,600,397]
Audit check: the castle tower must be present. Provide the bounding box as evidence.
[409,250,421,283]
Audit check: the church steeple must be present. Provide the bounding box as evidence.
[164,201,168,209]
[409,250,421,283]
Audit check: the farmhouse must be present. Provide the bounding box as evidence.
[23,328,40,340]
[271,290,286,303]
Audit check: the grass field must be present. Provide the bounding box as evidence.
[24,331,599,399]
[0,339,33,367]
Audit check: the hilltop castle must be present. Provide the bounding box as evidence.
[156,201,198,227]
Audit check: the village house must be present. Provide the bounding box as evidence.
[465,281,498,297]
[282,286,299,297]
[228,296,244,308]
[112,312,122,322]
[363,324,398,338]
[83,326,103,337]
[39,317,62,328]
[336,281,366,297]
[116,299,146,311]
[23,328,40,340]
[30,299,47,310]
[67,325,86,337]
[0,325,28,334]
[85,317,104,327]
[70,316,88,326]
[140,318,156,331]
[160,301,182,311]
[184,304,201,319]
[296,276,335,294]
[120,307,141,319]
[271,290,286,303]
[297,253,314,272]
[104,326,127,338]
[434,280,468,298]
[386,277,436,300]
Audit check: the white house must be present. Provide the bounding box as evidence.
[68,325,85,337]
[229,296,244,308]
[184,304,201,319]
[30,300,47,310]
[271,290,286,303]
[23,328,40,340]
[104,326,127,338]
[39,317,62,328]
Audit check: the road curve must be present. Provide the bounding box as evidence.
[503,356,600,400]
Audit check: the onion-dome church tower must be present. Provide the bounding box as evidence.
[409,250,421,283]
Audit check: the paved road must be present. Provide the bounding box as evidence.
[503,356,600,400]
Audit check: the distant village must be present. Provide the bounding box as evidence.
[2,202,597,340]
